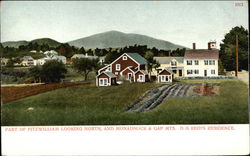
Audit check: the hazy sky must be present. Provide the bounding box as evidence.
[1,1,248,48]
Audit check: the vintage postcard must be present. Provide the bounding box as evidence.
[1,1,249,155]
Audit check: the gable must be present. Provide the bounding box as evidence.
[159,70,172,75]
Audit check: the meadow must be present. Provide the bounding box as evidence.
[1,80,248,125]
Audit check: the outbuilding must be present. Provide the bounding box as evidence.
[96,72,117,86]
[157,69,174,83]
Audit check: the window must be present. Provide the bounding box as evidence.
[210,60,215,65]
[187,60,192,65]
[116,64,120,71]
[204,60,209,65]
[187,70,193,75]
[194,70,199,74]
[171,61,177,66]
[139,75,143,81]
[194,60,199,65]
[161,75,165,82]
[173,70,177,74]
[123,56,127,60]
[99,78,108,86]
[211,70,215,74]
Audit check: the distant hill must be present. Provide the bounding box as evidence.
[2,38,61,48]
[68,30,186,50]
[2,40,29,48]
[30,38,61,48]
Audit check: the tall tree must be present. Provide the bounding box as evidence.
[72,58,99,80]
[220,26,248,71]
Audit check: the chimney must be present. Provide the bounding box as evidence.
[208,42,211,50]
[192,43,196,50]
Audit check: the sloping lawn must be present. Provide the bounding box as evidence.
[1,80,248,125]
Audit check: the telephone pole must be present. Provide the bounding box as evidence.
[235,35,238,77]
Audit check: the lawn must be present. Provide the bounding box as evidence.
[1,80,248,125]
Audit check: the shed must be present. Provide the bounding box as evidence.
[158,69,174,83]
[96,72,117,86]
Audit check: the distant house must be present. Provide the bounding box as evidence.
[96,72,117,86]
[0,58,9,66]
[157,69,174,83]
[30,50,37,53]
[44,50,58,58]
[20,56,35,66]
[184,42,219,77]
[71,54,105,64]
[52,56,67,64]
[97,53,148,86]
[152,57,184,78]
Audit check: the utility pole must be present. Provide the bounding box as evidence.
[235,35,238,77]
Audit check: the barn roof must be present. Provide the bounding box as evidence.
[126,53,148,65]
[184,49,219,59]
[153,57,184,64]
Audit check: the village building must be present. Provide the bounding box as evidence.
[96,72,117,86]
[20,56,35,66]
[152,57,184,78]
[71,54,105,64]
[52,55,67,64]
[184,42,219,77]
[157,69,174,83]
[96,53,148,86]
[0,58,9,66]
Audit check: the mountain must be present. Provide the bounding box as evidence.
[1,40,29,48]
[2,38,61,48]
[68,30,186,50]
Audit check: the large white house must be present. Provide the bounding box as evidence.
[184,42,219,77]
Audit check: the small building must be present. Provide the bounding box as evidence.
[20,56,35,66]
[96,72,117,87]
[0,58,9,66]
[157,69,174,83]
[44,50,58,58]
[52,56,67,64]
[71,54,104,64]
[135,70,149,82]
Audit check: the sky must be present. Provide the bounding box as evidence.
[1,1,248,49]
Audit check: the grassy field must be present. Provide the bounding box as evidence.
[1,80,248,125]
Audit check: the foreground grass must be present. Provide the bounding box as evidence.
[1,80,248,125]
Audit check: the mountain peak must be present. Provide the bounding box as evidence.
[68,31,186,50]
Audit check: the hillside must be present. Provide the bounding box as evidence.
[68,30,186,50]
[2,38,61,48]
[30,38,61,48]
[2,40,29,48]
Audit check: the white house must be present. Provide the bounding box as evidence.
[44,50,58,58]
[20,56,35,66]
[184,42,219,77]
[52,55,67,64]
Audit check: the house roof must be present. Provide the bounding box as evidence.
[135,70,148,75]
[72,54,98,59]
[21,56,34,61]
[153,57,184,64]
[126,53,147,65]
[97,72,117,78]
[184,49,219,59]
[159,68,174,75]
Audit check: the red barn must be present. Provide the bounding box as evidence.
[97,53,148,86]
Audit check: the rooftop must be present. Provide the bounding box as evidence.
[184,49,219,59]
[153,57,184,64]
[126,53,148,65]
